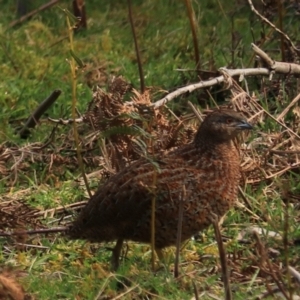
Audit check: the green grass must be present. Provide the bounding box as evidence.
[1,0,300,299]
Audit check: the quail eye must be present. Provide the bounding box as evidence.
[226,118,233,124]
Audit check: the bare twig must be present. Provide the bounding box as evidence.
[270,149,300,154]
[288,266,300,284]
[251,43,300,75]
[277,0,285,62]
[153,68,266,109]
[187,101,203,121]
[34,200,87,217]
[15,243,50,249]
[48,116,83,124]
[276,92,300,121]
[8,0,60,29]
[0,227,68,237]
[248,97,300,140]
[128,0,145,93]
[252,231,290,300]
[184,0,200,69]
[152,44,300,109]
[111,284,139,300]
[247,0,300,52]
[18,89,62,139]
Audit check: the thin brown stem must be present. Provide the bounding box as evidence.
[277,0,285,61]
[9,0,59,29]
[184,0,200,70]
[151,169,157,270]
[174,185,186,278]
[128,0,145,93]
[66,15,92,198]
[212,216,232,300]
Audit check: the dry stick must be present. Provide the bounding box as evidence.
[212,217,232,300]
[192,280,200,300]
[288,266,300,284]
[248,98,300,140]
[251,43,300,74]
[174,185,186,278]
[232,85,300,142]
[16,243,50,249]
[128,0,145,93]
[111,285,139,300]
[152,44,300,109]
[247,0,299,52]
[34,200,87,217]
[270,149,300,154]
[0,227,68,237]
[152,67,287,109]
[18,89,62,139]
[252,231,290,300]
[187,101,203,121]
[184,0,200,69]
[238,186,254,212]
[8,0,60,29]
[277,0,285,62]
[276,92,300,121]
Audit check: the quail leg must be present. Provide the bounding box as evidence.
[111,238,124,271]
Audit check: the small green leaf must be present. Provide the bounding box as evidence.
[70,50,85,68]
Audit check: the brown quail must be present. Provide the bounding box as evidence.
[68,109,253,269]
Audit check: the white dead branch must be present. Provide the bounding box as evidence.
[152,43,300,109]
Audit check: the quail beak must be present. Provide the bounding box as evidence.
[236,120,253,130]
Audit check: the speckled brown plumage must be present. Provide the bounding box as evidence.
[68,109,252,269]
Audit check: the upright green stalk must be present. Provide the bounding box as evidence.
[66,13,91,197]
